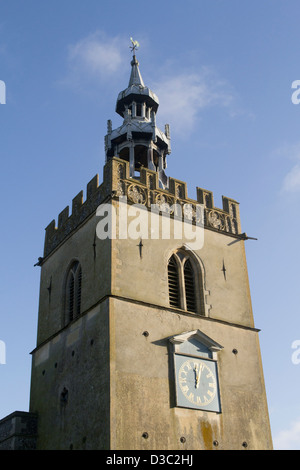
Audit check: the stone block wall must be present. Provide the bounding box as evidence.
[0,411,37,450]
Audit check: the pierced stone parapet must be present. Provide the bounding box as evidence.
[44,157,241,258]
[197,188,241,235]
[115,160,241,235]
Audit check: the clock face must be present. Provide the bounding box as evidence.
[175,355,221,412]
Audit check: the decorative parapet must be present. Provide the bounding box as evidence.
[197,187,241,235]
[115,158,241,235]
[44,157,241,257]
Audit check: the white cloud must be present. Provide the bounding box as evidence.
[282,164,300,192]
[59,33,237,134]
[60,31,128,92]
[273,418,300,450]
[68,32,123,76]
[153,67,235,137]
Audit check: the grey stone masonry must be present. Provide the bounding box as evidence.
[0,411,37,450]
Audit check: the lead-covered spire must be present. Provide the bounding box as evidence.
[128,54,145,87]
[115,42,159,119]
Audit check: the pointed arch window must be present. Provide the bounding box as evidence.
[167,250,204,315]
[65,261,82,324]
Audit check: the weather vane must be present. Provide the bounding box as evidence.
[130,37,140,55]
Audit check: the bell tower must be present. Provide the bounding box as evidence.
[27,42,273,451]
[105,41,170,188]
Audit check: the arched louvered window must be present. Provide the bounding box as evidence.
[167,250,204,315]
[168,255,180,308]
[184,259,196,313]
[65,261,82,323]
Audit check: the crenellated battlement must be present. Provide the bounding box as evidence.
[44,173,106,257]
[44,157,242,258]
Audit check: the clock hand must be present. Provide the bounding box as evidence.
[194,365,199,388]
[196,363,203,388]
[194,364,200,388]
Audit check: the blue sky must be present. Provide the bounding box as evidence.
[1,0,300,450]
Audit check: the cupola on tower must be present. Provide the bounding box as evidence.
[105,40,170,188]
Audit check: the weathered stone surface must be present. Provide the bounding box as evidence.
[0,411,37,450]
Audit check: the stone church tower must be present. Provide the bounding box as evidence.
[20,47,272,450]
